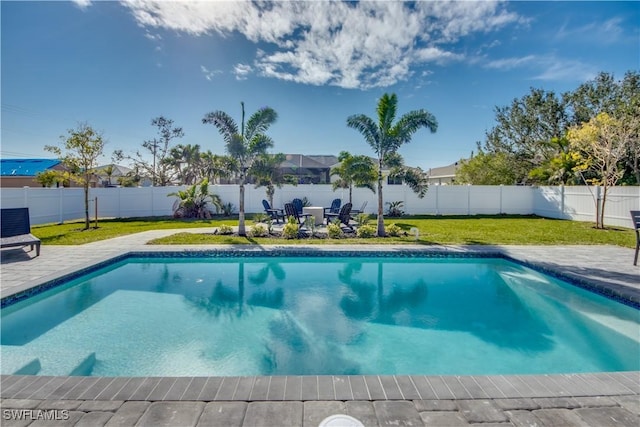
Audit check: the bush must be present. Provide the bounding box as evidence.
[354,213,371,227]
[168,179,222,219]
[356,224,376,238]
[386,223,402,237]
[220,202,235,216]
[249,224,268,237]
[218,224,233,235]
[385,201,404,217]
[252,213,270,223]
[282,217,300,239]
[327,222,344,239]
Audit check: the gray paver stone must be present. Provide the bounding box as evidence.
[243,401,303,427]
[1,399,43,409]
[456,399,508,423]
[303,401,346,427]
[37,400,83,410]
[504,410,544,427]
[105,401,151,427]
[573,396,618,408]
[494,399,541,411]
[531,409,590,427]
[29,410,85,427]
[419,411,470,426]
[413,399,457,412]
[575,407,640,427]
[196,402,247,427]
[373,401,422,426]
[532,397,580,409]
[77,400,125,412]
[75,411,114,427]
[345,401,378,427]
[613,395,640,415]
[135,401,205,427]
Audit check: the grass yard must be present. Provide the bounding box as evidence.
[31,214,636,248]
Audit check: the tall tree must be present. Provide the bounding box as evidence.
[456,150,518,185]
[200,151,237,184]
[330,151,376,204]
[347,93,437,236]
[114,116,184,186]
[45,123,105,230]
[203,102,278,236]
[568,113,631,229]
[167,143,202,185]
[252,153,297,207]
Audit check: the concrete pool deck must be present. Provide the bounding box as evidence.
[0,229,639,426]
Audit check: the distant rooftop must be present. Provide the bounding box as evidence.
[0,159,61,177]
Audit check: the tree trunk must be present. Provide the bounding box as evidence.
[238,183,246,236]
[377,158,385,237]
[599,184,608,229]
[83,184,90,230]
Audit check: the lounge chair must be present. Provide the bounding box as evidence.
[323,198,341,218]
[631,210,640,266]
[262,200,284,224]
[351,201,368,215]
[284,202,312,226]
[292,198,304,215]
[1,207,41,257]
[325,202,353,230]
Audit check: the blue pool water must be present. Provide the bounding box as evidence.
[1,256,638,377]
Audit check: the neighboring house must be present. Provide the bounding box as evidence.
[0,159,65,188]
[279,154,340,184]
[426,161,463,185]
[95,164,133,187]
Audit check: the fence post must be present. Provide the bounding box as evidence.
[499,184,503,214]
[560,185,565,218]
[595,185,601,227]
[467,184,471,215]
[23,186,28,208]
[59,187,64,224]
[435,184,439,215]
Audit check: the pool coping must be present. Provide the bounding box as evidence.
[1,245,639,403]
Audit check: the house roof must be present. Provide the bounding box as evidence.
[281,154,339,169]
[427,161,462,178]
[0,159,61,177]
[95,164,132,177]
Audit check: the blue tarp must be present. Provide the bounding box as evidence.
[0,159,61,177]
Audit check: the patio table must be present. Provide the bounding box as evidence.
[303,206,324,225]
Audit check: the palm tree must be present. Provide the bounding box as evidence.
[330,151,376,204]
[347,93,437,236]
[253,153,297,207]
[203,102,278,236]
[200,151,237,184]
[167,144,202,185]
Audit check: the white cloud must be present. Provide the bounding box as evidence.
[72,0,92,10]
[484,54,596,82]
[233,64,253,81]
[201,65,222,81]
[121,0,523,89]
[485,55,536,70]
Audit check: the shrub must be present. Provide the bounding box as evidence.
[356,224,376,238]
[253,213,270,223]
[282,216,300,239]
[220,202,235,216]
[354,213,371,227]
[249,224,268,237]
[218,224,233,235]
[168,179,222,219]
[327,222,344,239]
[385,201,404,217]
[386,223,402,237]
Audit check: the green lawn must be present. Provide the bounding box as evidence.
[31,215,636,248]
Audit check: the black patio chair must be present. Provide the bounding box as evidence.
[292,198,304,215]
[351,200,368,215]
[323,198,341,218]
[284,202,312,226]
[325,202,353,230]
[631,210,640,266]
[262,200,284,224]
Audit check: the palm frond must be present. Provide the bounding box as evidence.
[245,107,278,141]
[202,111,238,145]
[377,93,398,133]
[248,134,274,155]
[346,115,381,153]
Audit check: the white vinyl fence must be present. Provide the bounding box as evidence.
[1,184,638,229]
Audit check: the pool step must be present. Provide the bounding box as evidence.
[69,352,97,376]
[13,358,41,375]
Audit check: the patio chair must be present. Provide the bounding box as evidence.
[1,207,41,257]
[631,210,640,266]
[292,198,304,215]
[323,198,341,218]
[325,202,353,230]
[284,202,312,226]
[351,201,368,215]
[262,200,284,224]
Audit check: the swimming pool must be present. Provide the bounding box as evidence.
[1,252,638,377]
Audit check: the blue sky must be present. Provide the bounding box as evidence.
[1,1,638,171]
